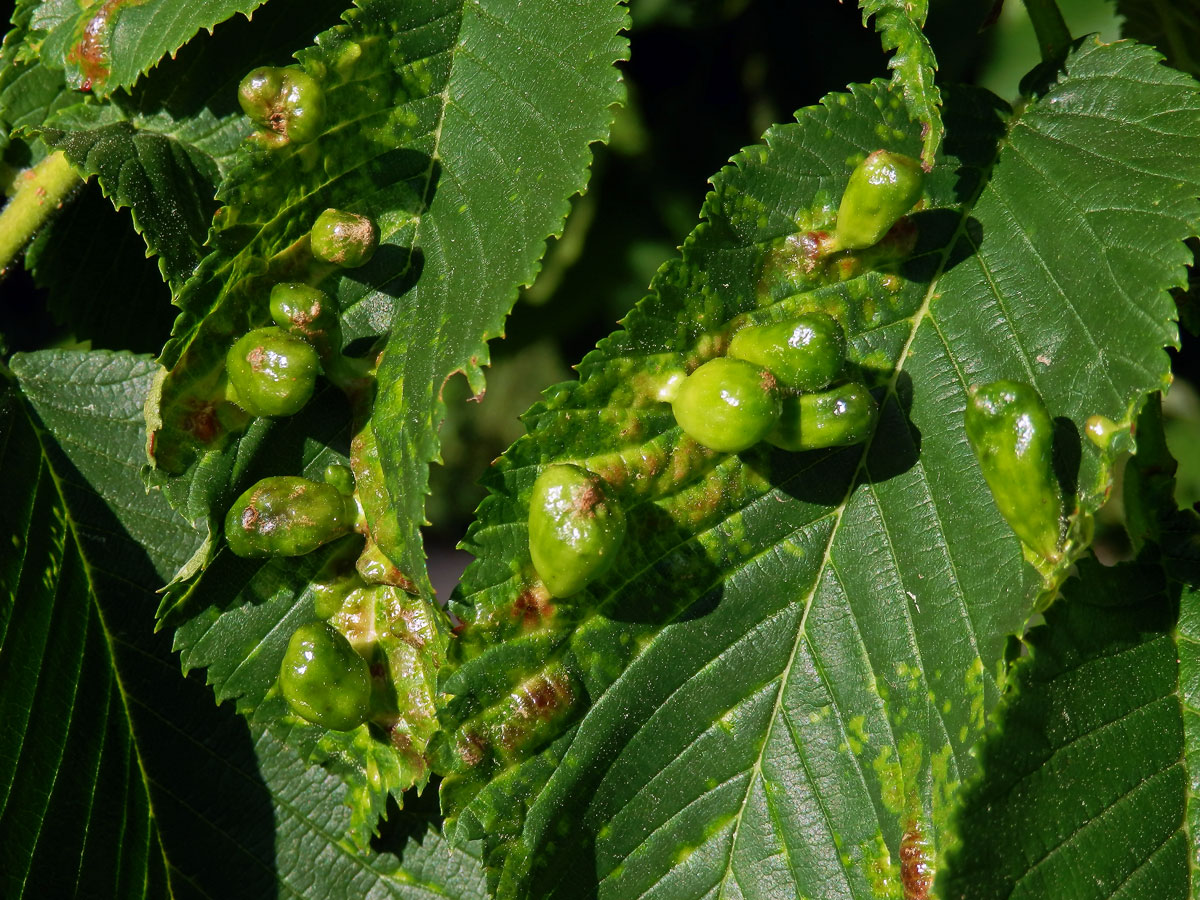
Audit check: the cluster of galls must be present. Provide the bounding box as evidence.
[671,313,874,454]
[523,150,928,601]
[221,68,391,731]
[222,215,380,557]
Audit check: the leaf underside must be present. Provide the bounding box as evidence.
[1,357,174,898]
[24,183,177,354]
[433,39,1200,898]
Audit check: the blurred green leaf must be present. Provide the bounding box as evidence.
[1117,0,1200,76]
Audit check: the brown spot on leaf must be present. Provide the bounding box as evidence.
[389,727,413,752]
[514,668,573,720]
[836,256,861,280]
[65,0,149,91]
[182,403,220,443]
[900,821,932,900]
[458,730,488,766]
[392,604,428,648]
[798,231,836,271]
[511,586,554,629]
[619,418,644,440]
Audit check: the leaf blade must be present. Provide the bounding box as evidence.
[33,2,348,289]
[942,396,1197,900]
[434,39,1200,898]
[860,0,942,168]
[6,349,489,898]
[50,0,269,96]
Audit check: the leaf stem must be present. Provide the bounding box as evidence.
[1022,0,1072,64]
[0,151,82,275]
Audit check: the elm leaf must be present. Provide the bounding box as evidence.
[433,39,1200,898]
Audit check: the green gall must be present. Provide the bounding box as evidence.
[834,149,924,251]
[269,282,341,357]
[310,209,379,268]
[226,326,321,417]
[964,380,1064,562]
[237,66,325,146]
[1084,414,1122,449]
[279,622,371,731]
[237,67,283,119]
[323,463,356,496]
[672,358,782,453]
[728,312,847,392]
[528,464,626,599]
[225,475,354,558]
[766,382,878,451]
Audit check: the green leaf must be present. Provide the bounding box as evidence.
[433,40,1200,897]
[146,0,628,593]
[24,180,177,353]
[246,725,490,900]
[1,351,195,896]
[1117,0,1200,77]
[37,103,239,287]
[33,2,347,289]
[941,554,1191,899]
[167,529,453,848]
[859,0,942,168]
[149,340,449,842]
[368,0,629,600]
[942,396,1199,899]
[0,0,79,162]
[5,349,487,898]
[22,0,269,96]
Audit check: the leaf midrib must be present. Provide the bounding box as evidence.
[711,99,1015,898]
